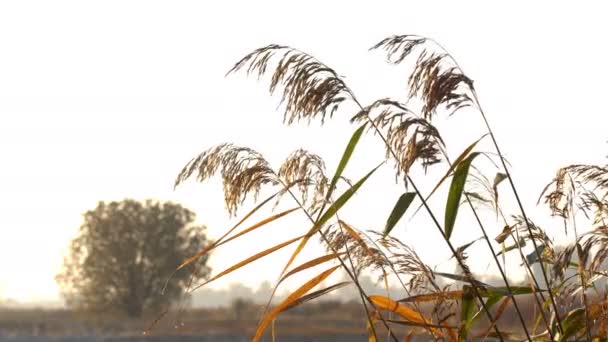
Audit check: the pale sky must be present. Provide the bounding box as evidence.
[1,1,607,305]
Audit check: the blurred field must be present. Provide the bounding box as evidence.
[0,335,367,342]
[0,301,376,341]
[0,296,543,341]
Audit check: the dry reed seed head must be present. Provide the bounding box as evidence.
[351,98,445,180]
[372,37,477,137]
[322,222,389,275]
[408,51,475,120]
[568,164,608,190]
[461,166,503,214]
[542,164,608,225]
[277,149,330,213]
[175,143,278,216]
[434,296,456,327]
[510,216,554,249]
[553,231,608,280]
[542,167,577,220]
[553,244,578,280]
[553,281,578,311]
[575,227,608,276]
[229,45,355,125]
[370,35,427,64]
[228,44,287,78]
[373,233,440,293]
[579,192,608,227]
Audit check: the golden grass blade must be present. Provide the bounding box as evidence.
[253,265,340,341]
[192,234,305,291]
[367,319,378,342]
[279,252,344,284]
[281,281,350,312]
[367,326,377,341]
[369,295,433,327]
[367,311,381,342]
[209,207,299,255]
[482,297,512,337]
[176,192,286,271]
[162,192,289,295]
[371,296,458,341]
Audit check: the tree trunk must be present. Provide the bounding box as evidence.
[126,300,143,318]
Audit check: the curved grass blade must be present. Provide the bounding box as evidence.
[399,291,465,303]
[280,163,382,277]
[385,319,458,330]
[398,285,538,304]
[561,307,586,341]
[253,266,340,341]
[210,207,299,253]
[384,192,416,236]
[369,295,436,329]
[326,124,366,202]
[492,172,507,210]
[177,207,299,271]
[560,298,608,341]
[460,285,477,341]
[411,134,487,218]
[487,286,540,296]
[281,281,350,312]
[279,253,344,285]
[479,297,512,339]
[445,152,481,240]
[470,294,503,330]
[163,191,287,294]
[496,238,526,257]
[450,237,483,260]
[192,234,305,291]
[371,295,458,341]
[317,163,382,227]
[275,125,371,308]
[367,311,380,342]
[433,271,491,288]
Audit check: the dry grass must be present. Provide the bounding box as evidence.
[170,34,608,341]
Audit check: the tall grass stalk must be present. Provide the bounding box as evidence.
[170,34,608,341]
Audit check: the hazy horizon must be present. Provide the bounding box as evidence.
[1,1,607,307]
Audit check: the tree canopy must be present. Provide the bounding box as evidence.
[56,199,211,317]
